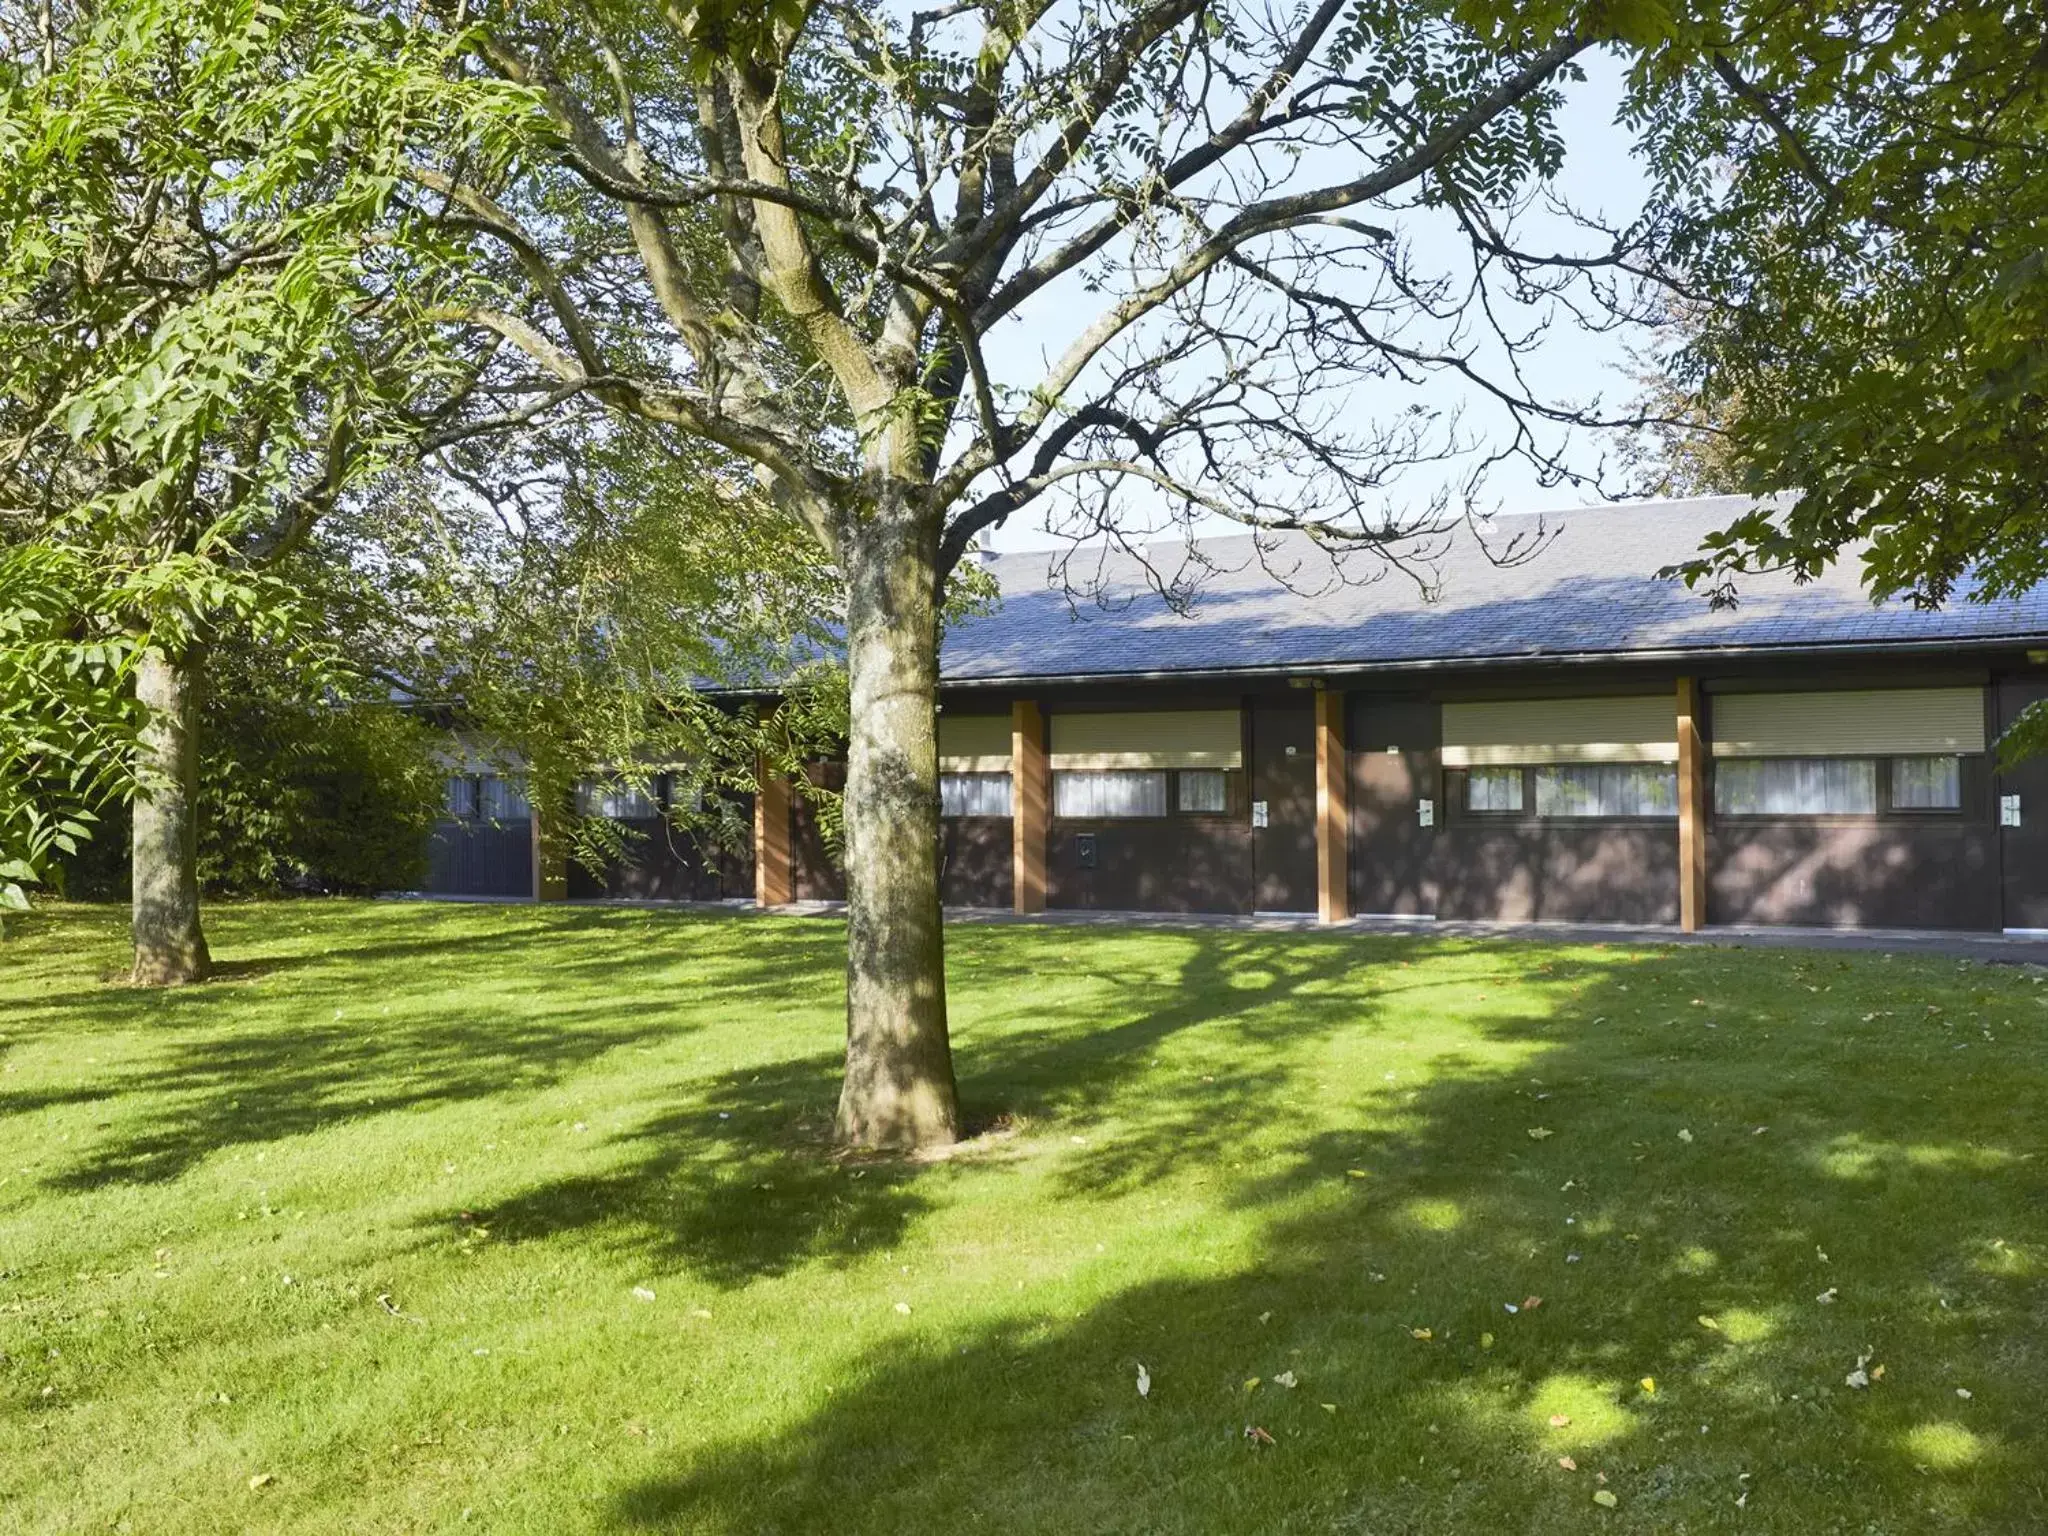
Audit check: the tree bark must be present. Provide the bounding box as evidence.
[832,507,961,1149]
[131,643,211,985]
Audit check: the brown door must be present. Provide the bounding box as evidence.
[1250,701,1317,911]
[1997,680,2048,930]
[1349,695,1440,916]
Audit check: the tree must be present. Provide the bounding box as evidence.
[0,0,513,978]
[410,0,1701,1148]
[1633,3,2048,735]
[377,408,847,884]
[0,542,138,920]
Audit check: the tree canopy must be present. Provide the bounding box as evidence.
[1637,4,2047,634]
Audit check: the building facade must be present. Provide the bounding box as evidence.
[423,498,2048,934]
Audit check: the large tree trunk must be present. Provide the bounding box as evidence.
[832,509,960,1149]
[131,643,211,985]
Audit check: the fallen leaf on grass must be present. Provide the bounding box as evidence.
[1320,1403,1337,1414]
[892,1302,911,1315]
[1677,1128,1694,1143]
[1815,1288,1838,1305]
[1480,1332,1495,1349]
[1409,1328,1433,1341]
[1346,1169,1368,1179]
[631,1286,656,1303]
[1640,1377,1656,1395]
[1527,1127,1554,1141]
[1558,1456,1578,1471]
[1593,1489,1618,1508]
[1521,1296,1544,1312]
[1136,1364,1151,1398]
[1549,1413,1572,1428]
[1244,1425,1276,1447]
[247,1474,274,1492]
[1274,1370,1298,1389]
[1244,1377,1261,1392]
[1697,1315,1720,1331]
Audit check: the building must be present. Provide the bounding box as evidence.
[423,496,2048,934]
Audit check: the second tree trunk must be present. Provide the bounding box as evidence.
[131,643,211,985]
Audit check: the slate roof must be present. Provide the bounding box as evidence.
[939,496,2048,685]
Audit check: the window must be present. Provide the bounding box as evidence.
[1534,763,1678,818]
[1714,758,1876,816]
[443,775,478,819]
[1176,769,1228,814]
[1889,755,1961,811]
[578,779,659,818]
[479,776,530,821]
[1465,766,1524,814]
[1053,769,1168,818]
[941,772,1013,817]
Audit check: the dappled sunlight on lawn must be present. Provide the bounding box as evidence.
[2,903,2045,1532]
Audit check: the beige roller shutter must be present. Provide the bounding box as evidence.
[1050,709,1243,769]
[938,712,1013,772]
[1710,688,1985,757]
[1441,696,1678,767]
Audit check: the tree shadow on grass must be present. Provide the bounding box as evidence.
[603,942,2048,1535]
[423,932,1425,1292]
[439,1047,944,1289]
[35,907,850,1191]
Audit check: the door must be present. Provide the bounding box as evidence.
[1349,695,1440,916]
[1998,680,2048,930]
[1250,700,1317,911]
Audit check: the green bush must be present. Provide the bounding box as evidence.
[58,691,443,899]
[199,696,442,895]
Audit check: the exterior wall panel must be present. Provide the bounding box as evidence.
[1433,826,1679,924]
[942,817,1014,908]
[1250,699,1317,912]
[424,819,534,898]
[791,763,847,902]
[1047,819,1254,914]
[1708,823,1998,930]
[568,816,753,901]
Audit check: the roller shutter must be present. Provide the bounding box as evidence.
[938,713,1013,772]
[1709,688,1985,757]
[1441,696,1677,767]
[1049,709,1243,770]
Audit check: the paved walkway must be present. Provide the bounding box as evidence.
[384,891,2048,964]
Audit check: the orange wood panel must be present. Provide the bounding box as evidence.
[1315,688,1350,923]
[1012,700,1048,913]
[1676,676,1708,932]
[754,758,794,907]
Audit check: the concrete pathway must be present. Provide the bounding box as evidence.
[383,890,2048,964]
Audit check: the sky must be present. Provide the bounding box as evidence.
[967,48,1667,555]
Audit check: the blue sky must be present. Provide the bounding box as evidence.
[970,49,1666,553]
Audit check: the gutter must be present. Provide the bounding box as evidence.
[934,634,2043,690]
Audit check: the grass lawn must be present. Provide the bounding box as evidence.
[2,902,2045,1534]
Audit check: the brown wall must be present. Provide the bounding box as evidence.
[1433,825,1680,925]
[567,809,755,902]
[790,763,847,902]
[1047,817,1255,914]
[1708,823,1999,930]
[1250,700,1317,911]
[941,818,1013,908]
